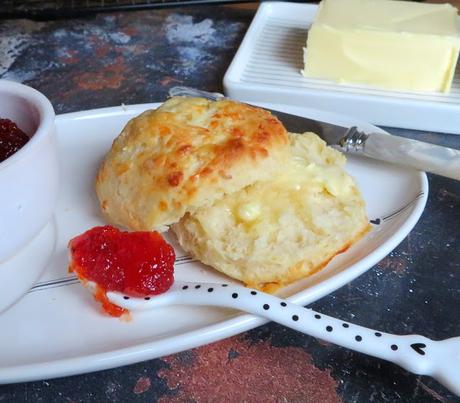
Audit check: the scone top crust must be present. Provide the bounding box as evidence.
[96,96,290,231]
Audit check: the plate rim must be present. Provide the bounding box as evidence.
[0,102,428,383]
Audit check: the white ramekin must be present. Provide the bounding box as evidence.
[0,79,59,264]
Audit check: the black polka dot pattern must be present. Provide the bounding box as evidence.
[119,283,421,366]
[120,283,426,367]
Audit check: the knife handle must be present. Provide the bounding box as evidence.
[341,129,460,180]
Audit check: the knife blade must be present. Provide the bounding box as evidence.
[262,108,357,147]
[168,87,460,181]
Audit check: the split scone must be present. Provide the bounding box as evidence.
[172,133,370,292]
[96,96,290,232]
[96,95,369,293]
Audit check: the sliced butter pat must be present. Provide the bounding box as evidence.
[237,202,262,222]
[306,163,353,196]
[302,0,460,93]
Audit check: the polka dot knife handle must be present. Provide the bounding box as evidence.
[109,281,460,396]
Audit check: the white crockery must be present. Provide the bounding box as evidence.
[0,79,59,311]
[0,103,427,383]
[223,2,460,134]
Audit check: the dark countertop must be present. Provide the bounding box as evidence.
[1,4,460,402]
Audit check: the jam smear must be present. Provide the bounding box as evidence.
[0,118,29,163]
[69,225,175,317]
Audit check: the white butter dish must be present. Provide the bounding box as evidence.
[223,2,460,134]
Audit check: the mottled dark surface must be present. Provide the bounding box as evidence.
[1,5,460,403]
[0,8,247,113]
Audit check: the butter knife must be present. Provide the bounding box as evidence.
[169,86,460,181]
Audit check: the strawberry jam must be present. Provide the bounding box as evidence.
[0,118,29,163]
[69,225,175,317]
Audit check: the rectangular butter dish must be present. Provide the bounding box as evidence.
[223,2,460,134]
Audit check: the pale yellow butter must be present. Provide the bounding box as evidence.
[302,0,460,93]
[237,202,262,222]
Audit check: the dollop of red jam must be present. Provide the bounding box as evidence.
[0,118,29,163]
[68,225,175,317]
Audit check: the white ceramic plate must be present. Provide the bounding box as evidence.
[0,102,428,383]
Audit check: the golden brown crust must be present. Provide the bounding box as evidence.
[95,96,289,231]
[254,223,371,293]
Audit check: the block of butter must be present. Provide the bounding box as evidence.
[302,0,460,93]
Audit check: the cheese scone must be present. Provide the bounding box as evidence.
[172,132,370,292]
[96,96,290,231]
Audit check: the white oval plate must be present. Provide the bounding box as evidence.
[0,102,428,383]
